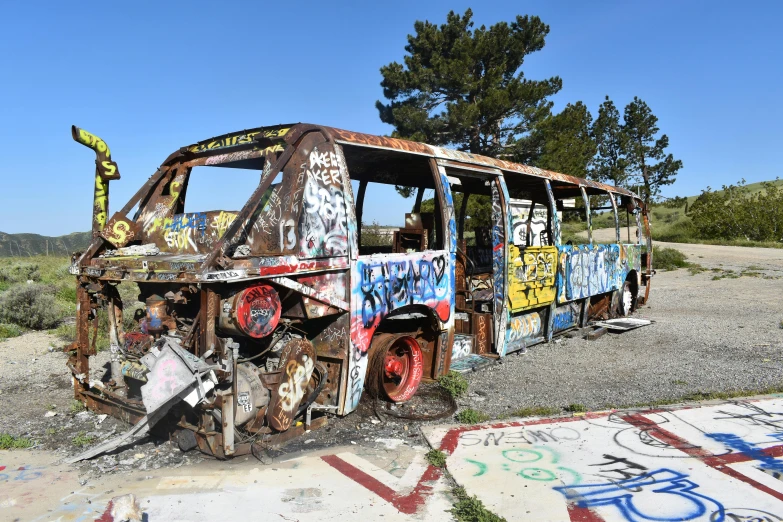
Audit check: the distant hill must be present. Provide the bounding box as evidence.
[0,231,92,257]
[685,178,783,205]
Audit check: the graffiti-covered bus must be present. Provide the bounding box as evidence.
[68,123,652,458]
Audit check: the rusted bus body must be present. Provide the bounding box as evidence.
[68,123,652,457]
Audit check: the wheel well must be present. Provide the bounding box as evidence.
[373,305,441,381]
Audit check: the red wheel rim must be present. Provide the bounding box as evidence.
[381,336,423,403]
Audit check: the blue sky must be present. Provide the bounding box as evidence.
[1,1,781,235]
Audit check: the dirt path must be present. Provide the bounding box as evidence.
[583,227,783,270]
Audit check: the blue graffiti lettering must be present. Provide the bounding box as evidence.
[356,255,451,329]
[553,468,725,522]
[707,432,783,476]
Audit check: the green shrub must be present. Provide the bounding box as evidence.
[456,408,489,425]
[0,323,22,339]
[55,283,78,303]
[0,433,33,449]
[450,486,506,522]
[653,247,688,271]
[54,323,77,344]
[0,262,40,284]
[0,283,62,329]
[438,371,469,398]
[564,403,587,413]
[690,179,783,242]
[70,400,85,413]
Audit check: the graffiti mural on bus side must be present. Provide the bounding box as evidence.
[346,251,454,410]
[507,312,542,349]
[299,146,348,258]
[557,244,634,302]
[507,245,557,312]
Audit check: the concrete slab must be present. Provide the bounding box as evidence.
[5,397,783,521]
[423,397,783,521]
[2,440,454,522]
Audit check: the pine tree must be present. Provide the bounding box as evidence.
[591,96,629,187]
[535,101,596,178]
[623,97,683,202]
[377,9,561,162]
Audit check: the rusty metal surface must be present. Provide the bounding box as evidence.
[323,126,639,198]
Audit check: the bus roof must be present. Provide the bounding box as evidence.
[179,123,640,200]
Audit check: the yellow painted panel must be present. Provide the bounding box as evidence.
[508,245,557,312]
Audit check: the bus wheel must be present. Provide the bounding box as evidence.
[620,280,635,316]
[368,333,423,403]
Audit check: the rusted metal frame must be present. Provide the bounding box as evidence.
[355,180,368,247]
[176,147,271,169]
[184,125,291,155]
[610,194,621,243]
[73,284,92,396]
[83,391,146,425]
[76,167,170,269]
[429,158,456,374]
[105,283,126,391]
[544,179,560,342]
[458,192,469,241]
[492,175,512,357]
[270,276,349,311]
[642,205,654,303]
[197,129,310,276]
[580,187,592,246]
[436,158,503,176]
[324,125,639,199]
[543,180,560,247]
[201,288,219,356]
[413,186,425,212]
[332,142,360,261]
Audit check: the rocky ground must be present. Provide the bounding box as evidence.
[1,238,781,478]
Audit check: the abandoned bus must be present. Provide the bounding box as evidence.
[67,123,652,459]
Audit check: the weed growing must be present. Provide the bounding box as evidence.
[425,449,447,468]
[71,432,95,447]
[438,371,469,398]
[70,400,85,413]
[511,406,559,418]
[0,433,33,449]
[564,403,587,413]
[456,408,489,424]
[450,486,506,522]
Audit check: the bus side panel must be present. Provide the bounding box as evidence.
[344,251,454,413]
[507,245,557,312]
[556,243,636,303]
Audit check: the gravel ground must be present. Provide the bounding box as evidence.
[0,238,781,475]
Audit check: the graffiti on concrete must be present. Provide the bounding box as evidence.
[434,399,783,522]
[554,468,725,522]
